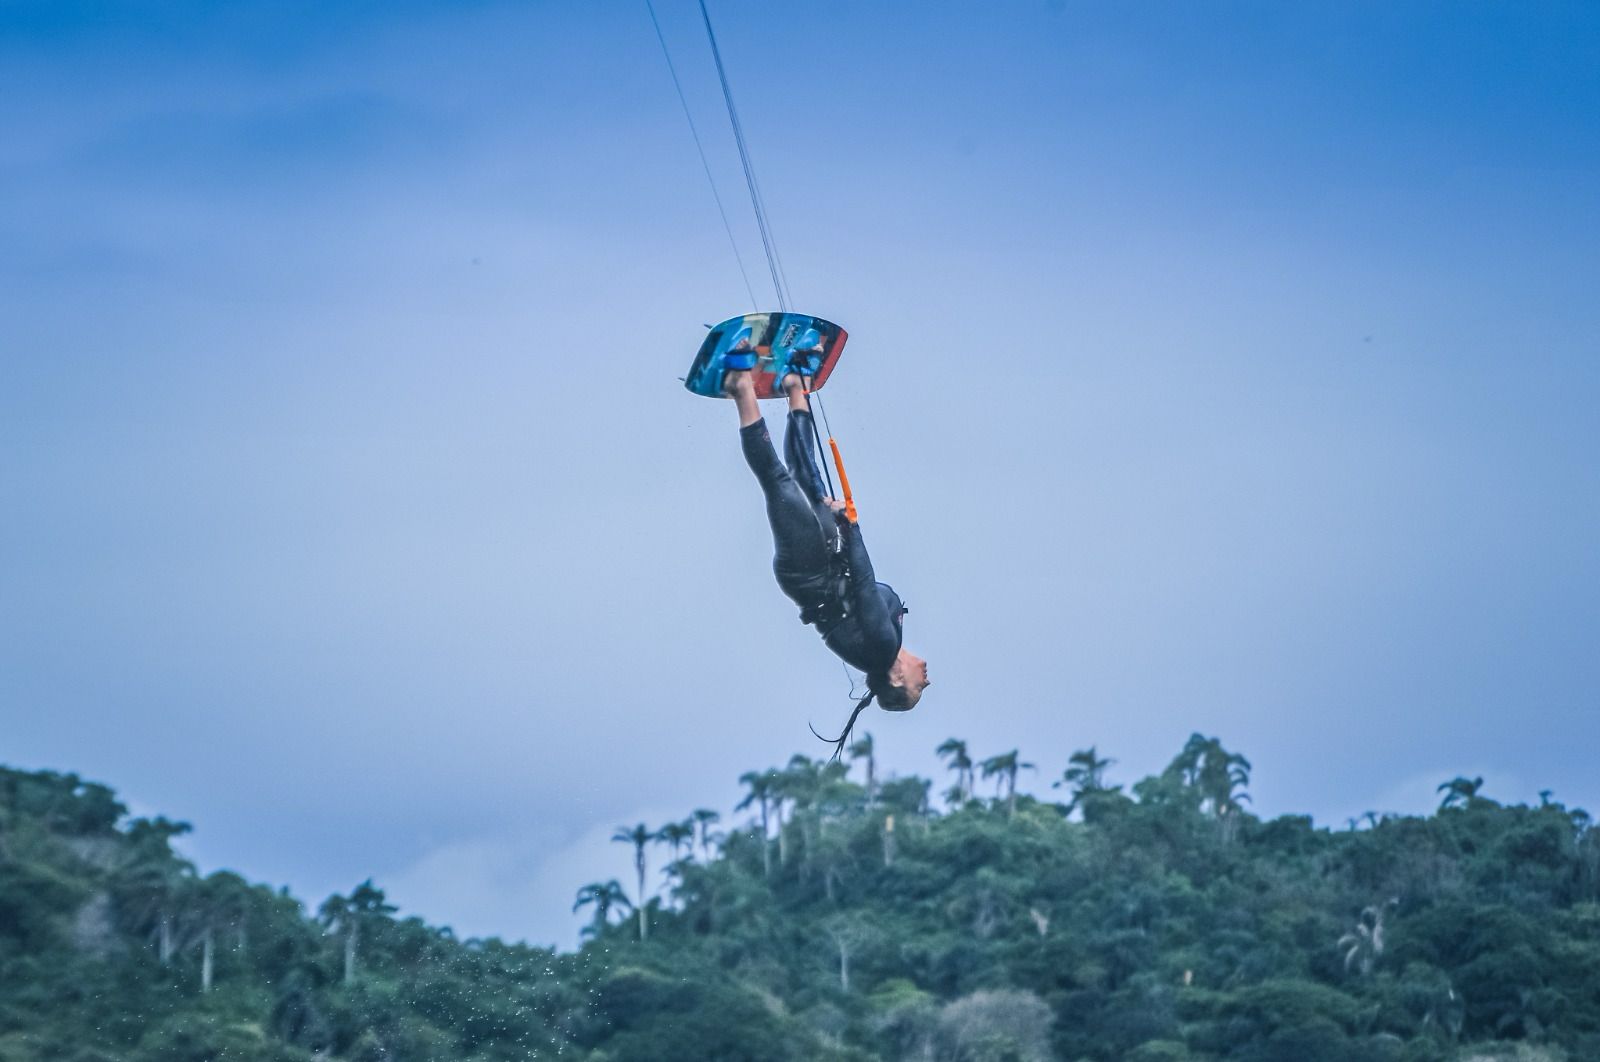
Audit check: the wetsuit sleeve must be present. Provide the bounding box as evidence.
[839,520,899,666]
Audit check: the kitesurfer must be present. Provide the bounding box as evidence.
[723,365,929,752]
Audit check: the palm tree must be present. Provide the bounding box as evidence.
[847,732,877,802]
[1171,734,1251,838]
[979,750,1035,816]
[113,817,199,965]
[776,755,832,873]
[656,820,694,894]
[979,751,1009,800]
[190,892,220,994]
[1437,776,1484,811]
[691,808,720,861]
[1204,748,1251,818]
[316,893,351,980]
[782,755,823,810]
[936,738,974,805]
[763,767,802,867]
[572,880,632,939]
[780,756,826,880]
[1338,899,1397,976]
[736,770,777,878]
[188,871,251,993]
[612,823,653,940]
[1166,737,1202,789]
[1179,735,1250,813]
[824,916,872,993]
[317,880,396,986]
[1054,746,1116,814]
[657,819,694,863]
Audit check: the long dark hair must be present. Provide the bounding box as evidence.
[810,671,894,761]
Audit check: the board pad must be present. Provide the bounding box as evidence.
[684,312,848,399]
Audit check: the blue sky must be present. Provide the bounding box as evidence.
[3,0,1597,946]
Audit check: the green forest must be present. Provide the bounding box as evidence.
[2,735,1597,1061]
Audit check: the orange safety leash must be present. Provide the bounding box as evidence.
[828,436,857,524]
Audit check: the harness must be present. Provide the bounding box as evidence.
[798,552,852,632]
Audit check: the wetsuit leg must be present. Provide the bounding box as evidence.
[784,410,829,506]
[741,419,832,607]
[784,410,841,552]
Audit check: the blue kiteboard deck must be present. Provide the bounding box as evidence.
[684,312,848,399]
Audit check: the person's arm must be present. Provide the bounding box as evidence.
[838,518,899,663]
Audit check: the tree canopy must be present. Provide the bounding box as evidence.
[1,736,1597,1060]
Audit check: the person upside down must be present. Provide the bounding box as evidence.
[724,363,930,756]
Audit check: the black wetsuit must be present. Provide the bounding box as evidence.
[740,411,905,678]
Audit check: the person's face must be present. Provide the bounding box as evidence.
[890,650,930,709]
[908,654,929,693]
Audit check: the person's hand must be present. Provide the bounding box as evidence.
[825,497,847,515]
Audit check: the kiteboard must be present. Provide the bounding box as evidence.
[684,312,848,399]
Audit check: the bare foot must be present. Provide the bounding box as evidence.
[723,368,755,398]
[782,373,807,396]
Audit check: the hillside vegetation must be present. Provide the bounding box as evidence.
[2,735,1598,1061]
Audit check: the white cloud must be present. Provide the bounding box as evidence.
[379,804,690,949]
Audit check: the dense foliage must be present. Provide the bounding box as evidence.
[2,736,1598,1060]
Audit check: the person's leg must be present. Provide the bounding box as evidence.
[727,368,762,428]
[780,374,831,508]
[729,370,832,605]
[783,372,811,415]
